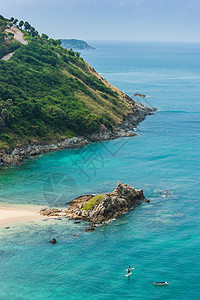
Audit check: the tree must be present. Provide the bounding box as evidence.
[13,19,18,26]
[0,99,13,126]
[0,19,7,31]
[24,21,31,31]
[30,27,36,37]
[5,99,13,108]
[49,39,61,46]
[7,32,14,40]
[75,51,80,58]
[68,48,75,56]
[9,17,14,22]
[57,39,61,45]
[41,33,49,41]
[19,20,24,29]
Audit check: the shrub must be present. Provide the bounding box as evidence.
[82,194,105,211]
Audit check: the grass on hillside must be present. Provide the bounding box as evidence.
[82,194,105,211]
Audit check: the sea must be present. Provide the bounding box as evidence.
[0,41,199,299]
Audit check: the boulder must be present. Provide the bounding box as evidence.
[50,238,57,244]
[87,183,144,224]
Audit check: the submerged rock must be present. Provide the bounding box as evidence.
[85,226,95,232]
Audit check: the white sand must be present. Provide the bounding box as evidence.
[0,204,43,227]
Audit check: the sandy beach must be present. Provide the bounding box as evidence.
[0,203,43,227]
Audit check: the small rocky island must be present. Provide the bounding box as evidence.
[40,183,146,231]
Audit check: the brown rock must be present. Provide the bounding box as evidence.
[85,226,95,232]
[40,209,62,216]
[50,238,57,244]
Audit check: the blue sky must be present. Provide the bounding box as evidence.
[1,0,200,42]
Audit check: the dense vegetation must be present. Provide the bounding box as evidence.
[61,39,94,50]
[0,16,132,149]
[0,15,21,58]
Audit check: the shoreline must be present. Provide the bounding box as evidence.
[0,103,156,166]
[0,203,43,228]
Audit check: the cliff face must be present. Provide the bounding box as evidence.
[40,183,145,229]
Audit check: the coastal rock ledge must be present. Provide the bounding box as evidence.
[40,183,145,228]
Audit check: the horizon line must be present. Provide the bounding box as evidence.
[77,39,200,44]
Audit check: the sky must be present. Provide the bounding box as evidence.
[1,0,200,42]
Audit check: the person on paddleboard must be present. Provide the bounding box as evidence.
[128,265,131,273]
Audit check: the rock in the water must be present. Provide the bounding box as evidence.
[50,238,57,244]
[85,226,95,232]
[40,183,145,228]
[87,183,145,224]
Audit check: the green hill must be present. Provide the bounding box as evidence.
[0,16,143,151]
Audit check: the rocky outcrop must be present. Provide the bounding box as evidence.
[119,101,156,131]
[40,183,145,228]
[87,124,136,142]
[0,136,89,165]
[87,183,144,223]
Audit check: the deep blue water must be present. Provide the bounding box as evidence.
[0,41,200,299]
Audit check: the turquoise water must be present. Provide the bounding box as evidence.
[0,41,200,299]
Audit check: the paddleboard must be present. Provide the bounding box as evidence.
[125,268,135,271]
[125,272,132,277]
[153,282,169,286]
